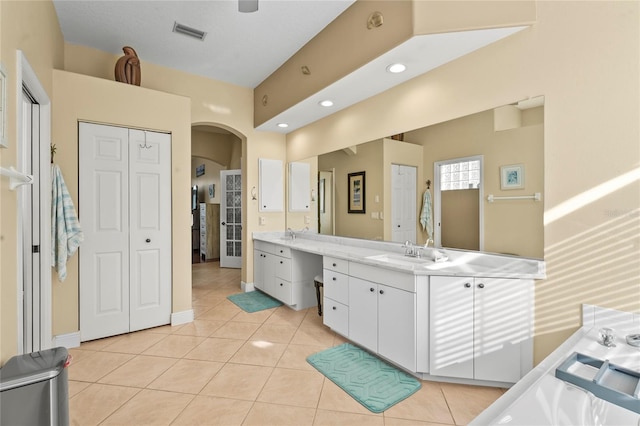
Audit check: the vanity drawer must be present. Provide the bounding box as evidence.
[323,297,348,336]
[254,240,272,253]
[323,269,348,305]
[350,262,415,293]
[275,256,292,281]
[273,279,292,305]
[323,256,348,275]
[274,245,291,258]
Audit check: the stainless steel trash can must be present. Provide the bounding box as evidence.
[0,347,70,426]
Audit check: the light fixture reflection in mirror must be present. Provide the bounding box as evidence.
[290,101,544,259]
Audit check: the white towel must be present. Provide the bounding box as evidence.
[420,189,433,241]
[51,164,83,282]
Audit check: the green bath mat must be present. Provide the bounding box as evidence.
[227,290,283,313]
[307,343,422,413]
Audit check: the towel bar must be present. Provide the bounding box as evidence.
[0,166,34,191]
[487,192,541,203]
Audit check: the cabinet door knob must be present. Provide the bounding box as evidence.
[332,306,337,310]
[464,283,471,288]
[478,283,485,289]
[280,261,283,264]
[332,277,337,281]
[379,290,384,295]
[333,263,337,267]
[145,238,151,243]
[280,283,283,286]
[370,288,375,292]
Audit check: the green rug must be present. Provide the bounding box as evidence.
[307,343,421,413]
[227,290,283,313]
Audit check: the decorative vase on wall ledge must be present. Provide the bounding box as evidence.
[114,46,141,86]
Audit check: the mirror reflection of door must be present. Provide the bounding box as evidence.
[318,169,334,235]
[391,164,417,243]
[434,156,483,250]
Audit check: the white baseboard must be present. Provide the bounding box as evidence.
[241,281,254,292]
[53,331,81,349]
[171,309,194,326]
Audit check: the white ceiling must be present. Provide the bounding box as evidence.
[53,0,355,88]
[53,1,528,134]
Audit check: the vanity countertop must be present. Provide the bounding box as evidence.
[253,232,545,279]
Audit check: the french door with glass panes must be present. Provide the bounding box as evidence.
[220,169,242,268]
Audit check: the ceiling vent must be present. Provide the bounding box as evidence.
[172,22,207,41]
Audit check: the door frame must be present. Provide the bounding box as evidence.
[220,169,242,268]
[433,155,484,250]
[16,50,52,353]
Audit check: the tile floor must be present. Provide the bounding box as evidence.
[68,261,506,425]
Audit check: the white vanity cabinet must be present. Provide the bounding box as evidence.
[253,241,321,310]
[322,256,349,337]
[288,162,311,212]
[259,158,283,212]
[254,245,275,294]
[348,276,416,372]
[429,276,533,384]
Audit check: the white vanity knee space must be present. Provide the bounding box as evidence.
[253,240,322,310]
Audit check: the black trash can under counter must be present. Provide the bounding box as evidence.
[0,347,70,426]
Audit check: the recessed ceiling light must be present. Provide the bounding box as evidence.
[387,63,406,73]
[319,100,334,107]
[277,123,289,128]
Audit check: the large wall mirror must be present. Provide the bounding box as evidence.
[290,100,544,259]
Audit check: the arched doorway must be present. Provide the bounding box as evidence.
[190,124,243,268]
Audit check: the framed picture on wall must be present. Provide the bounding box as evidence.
[500,164,525,190]
[208,184,215,198]
[196,164,205,177]
[348,171,366,213]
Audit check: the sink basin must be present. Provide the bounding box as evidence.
[366,253,436,268]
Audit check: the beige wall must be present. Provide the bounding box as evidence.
[63,42,287,289]
[441,190,480,250]
[52,70,192,336]
[1,0,64,364]
[288,1,640,363]
[192,129,240,169]
[405,107,544,258]
[192,157,225,205]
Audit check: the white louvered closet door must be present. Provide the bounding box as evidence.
[79,122,171,341]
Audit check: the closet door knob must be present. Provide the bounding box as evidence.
[370,288,374,292]
[379,290,384,295]
[478,283,485,289]
[464,283,471,288]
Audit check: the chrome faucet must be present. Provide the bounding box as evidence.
[424,238,434,248]
[287,228,296,241]
[403,241,421,258]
